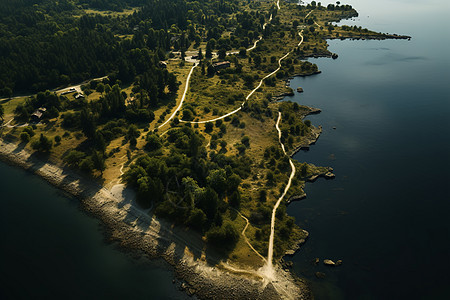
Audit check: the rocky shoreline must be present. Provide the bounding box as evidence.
[325,33,411,40]
[0,140,312,300]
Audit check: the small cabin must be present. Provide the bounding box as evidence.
[212,61,231,70]
[30,111,43,123]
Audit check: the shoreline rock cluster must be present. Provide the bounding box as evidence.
[325,34,411,41]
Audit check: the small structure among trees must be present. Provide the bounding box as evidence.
[30,107,46,123]
[212,61,231,71]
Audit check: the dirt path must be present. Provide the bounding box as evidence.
[182,50,290,125]
[227,11,273,55]
[233,208,267,262]
[265,112,297,276]
[182,10,312,126]
[158,63,197,129]
[180,3,283,124]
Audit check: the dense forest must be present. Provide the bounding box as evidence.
[0,0,247,96]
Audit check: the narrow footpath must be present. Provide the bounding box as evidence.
[233,208,267,262]
[264,112,296,277]
[263,10,311,277]
[180,2,282,124]
[158,63,197,129]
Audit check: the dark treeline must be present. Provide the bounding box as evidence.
[0,0,242,96]
[0,0,272,96]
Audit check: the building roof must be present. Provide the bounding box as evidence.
[212,61,231,68]
[31,111,43,119]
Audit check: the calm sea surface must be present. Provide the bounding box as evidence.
[1,0,449,299]
[0,162,189,299]
[286,0,450,299]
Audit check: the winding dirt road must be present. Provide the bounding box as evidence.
[179,4,283,124]
[181,50,291,124]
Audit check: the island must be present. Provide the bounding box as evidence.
[0,0,409,298]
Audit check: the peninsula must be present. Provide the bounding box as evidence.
[0,0,409,298]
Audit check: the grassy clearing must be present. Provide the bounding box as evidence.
[1,97,27,117]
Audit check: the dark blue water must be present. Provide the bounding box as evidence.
[0,162,189,300]
[287,0,450,299]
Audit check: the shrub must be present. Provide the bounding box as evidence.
[231,116,240,127]
[31,134,52,152]
[259,190,267,202]
[235,144,246,155]
[23,126,35,137]
[186,208,207,231]
[205,122,213,133]
[229,191,241,208]
[206,222,239,249]
[79,157,94,174]
[241,136,250,147]
[146,134,162,151]
[219,124,227,133]
[20,132,30,143]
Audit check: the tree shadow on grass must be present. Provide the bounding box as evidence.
[12,141,27,153]
[26,150,51,171]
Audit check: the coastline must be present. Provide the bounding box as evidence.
[0,139,313,300]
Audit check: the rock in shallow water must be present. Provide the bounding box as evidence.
[324,172,336,179]
[315,272,326,279]
[323,259,336,266]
